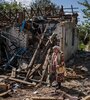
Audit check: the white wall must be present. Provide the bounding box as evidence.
[52,21,78,61]
[62,22,78,61]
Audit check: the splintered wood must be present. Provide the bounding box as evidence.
[36,49,51,87]
[25,24,49,81]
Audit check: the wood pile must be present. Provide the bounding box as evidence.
[0,19,58,97]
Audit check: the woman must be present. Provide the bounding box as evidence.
[49,46,66,89]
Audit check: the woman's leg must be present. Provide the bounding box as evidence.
[56,74,62,89]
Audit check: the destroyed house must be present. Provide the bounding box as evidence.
[1,5,90,100]
[0,5,78,70]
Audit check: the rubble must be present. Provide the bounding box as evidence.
[0,3,90,100]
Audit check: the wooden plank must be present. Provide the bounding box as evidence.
[32,97,63,100]
[25,24,49,81]
[0,75,35,86]
[36,49,51,87]
[29,64,41,77]
[9,77,35,86]
[40,49,50,82]
[0,90,11,97]
[28,33,57,79]
[39,33,57,62]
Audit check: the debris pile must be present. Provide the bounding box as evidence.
[0,4,90,100]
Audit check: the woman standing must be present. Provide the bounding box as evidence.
[49,46,66,89]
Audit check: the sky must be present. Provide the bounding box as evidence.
[0,0,90,24]
[52,0,87,24]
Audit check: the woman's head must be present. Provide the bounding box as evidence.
[53,46,60,53]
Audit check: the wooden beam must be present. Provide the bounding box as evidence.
[0,90,11,97]
[40,33,57,62]
[25,24,49,81]
[29,64,41,77]
[28,33,56,79]
[36,49,51,87]
[32,97,63,100]
[0,75,35,86]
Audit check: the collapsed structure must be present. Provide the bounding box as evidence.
[0,5,79,92]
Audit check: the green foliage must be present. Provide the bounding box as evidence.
[0,0,22,11]
[78,0,90,20]
[78,0,90,45]
[77,22,90,44]
[79,42,85,50]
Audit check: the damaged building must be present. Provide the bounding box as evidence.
[0,5,86,99]
[0,0,90,99]
[0,5,79,80]
[1,8,78,63]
